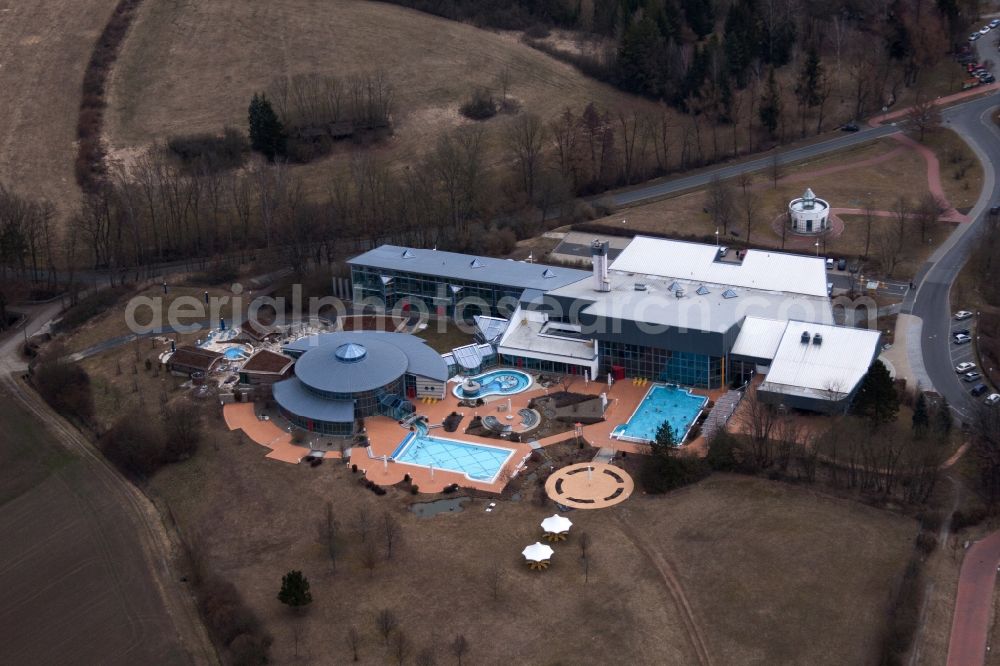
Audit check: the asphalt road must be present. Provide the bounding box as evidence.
[905,80,1000,422]
[608,124,902,206]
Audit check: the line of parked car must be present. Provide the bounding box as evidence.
[958,27,997,87]
[951,310,999,404]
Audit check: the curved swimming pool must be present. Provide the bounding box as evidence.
[453,369,532,399]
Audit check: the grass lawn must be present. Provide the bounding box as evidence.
[141,395,918,665]
[62,284,247,355]
[106,0,663,196]
[922,128,984,212]
[412,318,478,353]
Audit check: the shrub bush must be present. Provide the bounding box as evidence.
[460,88,497,120]
[167,127,248,173]
[53,286,130,333]
[951,507,987,531]
[33,359,95,426]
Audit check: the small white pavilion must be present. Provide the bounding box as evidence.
[788,188,831,234]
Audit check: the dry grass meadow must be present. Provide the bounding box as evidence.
[105,0,659,184]
[145,425,917,665]
[563,132,979,276]
[0,0,120,214]
[58,300,922,665]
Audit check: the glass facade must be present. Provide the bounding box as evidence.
[598,341,721,389]
[446,350,498,377]
[351,266,523,320]
[499,354,589,376]
[278,407,355,437]
[301,376,403,418]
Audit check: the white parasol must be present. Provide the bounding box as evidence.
[540,514,573,535]
[521,542,555,563]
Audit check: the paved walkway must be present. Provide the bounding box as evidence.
[222,402,344,463]
[947,530,1000,665]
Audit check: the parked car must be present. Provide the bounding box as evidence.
[985,393,1000,406]
[980,25,991,34]
[991,18,1000,28]
[963,371,982,382]
[954,310,974,320]
[718,246,729,257]
[956,362,977,373]
[963,78,982,89]
[837,258,847,271]
[982,73,996,84]
[825,257,834,269]
[991,205,1000,216]
[954,327,971,336]
[968,62,980,72]
[970,33,981,41]
[954,333,973,345]
[972,383,989,397]
[841,121,860,132]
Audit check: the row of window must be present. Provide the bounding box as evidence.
[598,341,722,389]
[351,267,521,319]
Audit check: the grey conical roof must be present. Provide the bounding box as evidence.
[803,187,815,200]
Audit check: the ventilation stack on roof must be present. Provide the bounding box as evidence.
[801,331,811,344]
[591,239,611,292]
[812,333,823,345]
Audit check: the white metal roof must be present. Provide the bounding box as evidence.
[761,321,881,398]
[609,236,829,298]
[730,317,790,360]
[497,307,599,366]
[547,272,833,333]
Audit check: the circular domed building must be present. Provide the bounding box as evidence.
[272,332,448,436]
[788,188,831,234]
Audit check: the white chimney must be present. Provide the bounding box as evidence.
[591,240,611,292]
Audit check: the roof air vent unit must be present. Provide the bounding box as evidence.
[401,249,415,259]
[668,281,681,292]
[470,258,484,269]
[696,285,710,296]
[675,288,685,299]
[801,331,811,344]
[634,283,648,291]
[542,268,556,278]
[722,288,738,299]
[813,333,823,345]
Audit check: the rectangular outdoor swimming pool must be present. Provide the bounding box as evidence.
[391,433,515,482]
[612,384,707,444]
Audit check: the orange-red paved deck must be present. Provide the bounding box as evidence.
[351,375,723,494]
[223,402,343,464]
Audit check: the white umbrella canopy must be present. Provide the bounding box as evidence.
[521,542,555,562]
[540,514,573,534]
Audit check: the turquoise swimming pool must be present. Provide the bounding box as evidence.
[391,432,515,482]
[453,369,532,399]
[612,384,707,444]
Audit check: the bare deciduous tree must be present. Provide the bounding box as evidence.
[376,608,397,644]
[705,175,735,234]
[383,512,401,560]
[317,501,339,572]
[346,625,361,662]
[450,635,469,666]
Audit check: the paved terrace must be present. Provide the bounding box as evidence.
[224,373,726,493]
[351,375,723,493]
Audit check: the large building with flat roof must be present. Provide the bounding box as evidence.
[346,238,879,413]
[348,244,590,320]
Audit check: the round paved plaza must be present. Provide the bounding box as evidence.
[544,462,633,509]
